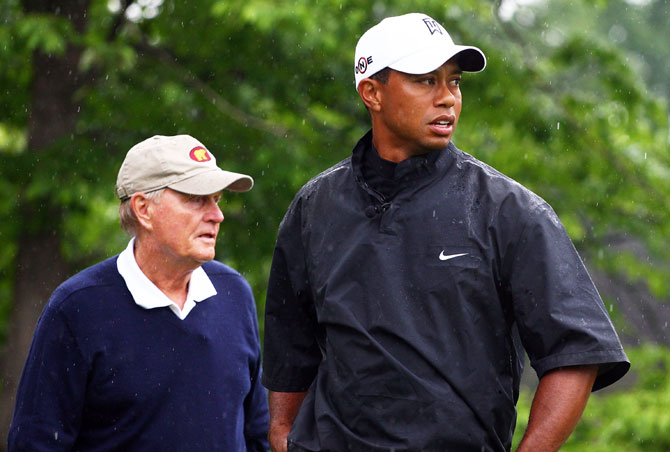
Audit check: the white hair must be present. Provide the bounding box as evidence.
[118,189,165,236]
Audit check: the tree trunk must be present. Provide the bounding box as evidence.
[0,0,89,445]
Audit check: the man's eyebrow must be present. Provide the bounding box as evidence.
[406,72,434,78]
[408,69,463,78]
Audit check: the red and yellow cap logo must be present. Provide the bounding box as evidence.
[189,146,212,162]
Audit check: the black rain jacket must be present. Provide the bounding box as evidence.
[262,131,629,452]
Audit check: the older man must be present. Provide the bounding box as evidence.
[9,135,268,451]
[262,13,629,452]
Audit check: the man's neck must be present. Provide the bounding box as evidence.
[373,143,418,163]
[132,237,197,309]
[371,128,434,163]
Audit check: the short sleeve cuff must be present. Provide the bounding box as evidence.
[532,348,630,391]
[261,368,316,393]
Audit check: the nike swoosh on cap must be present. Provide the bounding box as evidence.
[439,251,468,261]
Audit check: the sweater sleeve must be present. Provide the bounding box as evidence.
[244,348,270,452]
[243,283,270,452]
[8,300,88,451]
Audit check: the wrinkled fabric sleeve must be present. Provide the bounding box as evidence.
[262,196,322,392]
[8,301,87,451]
[505,201,629,391]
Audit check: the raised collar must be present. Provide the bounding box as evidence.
[352,129,455,199]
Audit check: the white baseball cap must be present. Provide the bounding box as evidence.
[116,134,254,200]
[354,13,486,90]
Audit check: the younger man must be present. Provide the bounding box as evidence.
[263,13,629,452]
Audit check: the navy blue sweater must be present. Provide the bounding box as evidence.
[9,256,269,451]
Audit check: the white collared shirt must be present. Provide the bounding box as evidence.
[116,238,217,320]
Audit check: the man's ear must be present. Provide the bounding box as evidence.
[130,193,154,231]
[358,79,383,112]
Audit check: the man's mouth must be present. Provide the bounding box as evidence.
[430,115,455,127]
[429,116,455,135]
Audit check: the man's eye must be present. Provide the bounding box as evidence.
[450,78,461,86]
[420,78,435,85]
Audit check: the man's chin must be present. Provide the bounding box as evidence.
[192,248,216,264]
[200,253,216,263]
[421,139,451,153]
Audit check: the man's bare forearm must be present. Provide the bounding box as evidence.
[268,390,308,452]
[516,364,598,452]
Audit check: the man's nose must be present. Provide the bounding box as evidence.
[435,82,456,108]
[206,199,224,223]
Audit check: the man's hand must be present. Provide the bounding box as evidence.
[269,422,293,452]
[516,364,598,452]
[268,391,308,452]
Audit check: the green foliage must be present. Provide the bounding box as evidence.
[514,345,670,451]
[462,0,670,300]
[14,14,74,55]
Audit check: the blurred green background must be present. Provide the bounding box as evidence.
[1,0,668,449]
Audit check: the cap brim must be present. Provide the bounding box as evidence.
[389,45,486,74]
[168,168,254,194]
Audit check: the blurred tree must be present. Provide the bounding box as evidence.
[492,0,670,344]
[0,0,90,437]
[0,0,668,447]
[592,0,669,100]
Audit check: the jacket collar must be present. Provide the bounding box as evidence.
[351,129,455,197]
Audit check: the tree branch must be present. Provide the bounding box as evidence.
[135,40,288,139]
[107,0,130,41]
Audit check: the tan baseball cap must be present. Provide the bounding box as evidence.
[115,134,254,200]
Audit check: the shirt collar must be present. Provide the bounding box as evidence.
[116,238,217,319]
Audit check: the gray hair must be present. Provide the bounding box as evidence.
[118,189,165,236]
